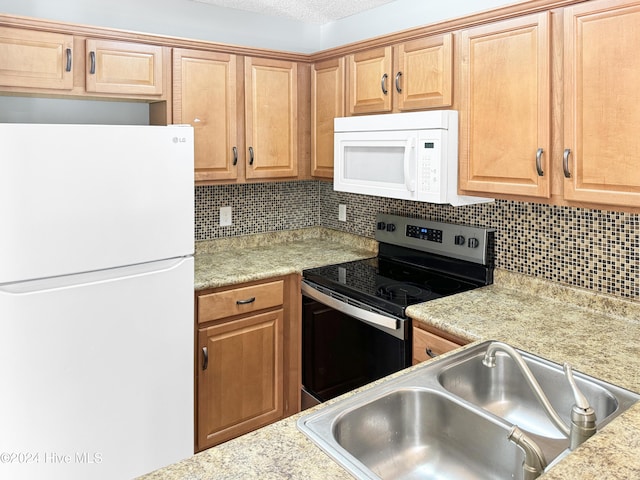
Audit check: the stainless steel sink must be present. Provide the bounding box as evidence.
[297,341,640,480]
[437,346,629,440]
[332,388,524,480]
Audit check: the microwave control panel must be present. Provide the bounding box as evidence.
[418,136,443,201]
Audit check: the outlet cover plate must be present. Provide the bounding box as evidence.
[220,206,232,226]
[338,204,347,222]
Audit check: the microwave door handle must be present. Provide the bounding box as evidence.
[403,138,416,192]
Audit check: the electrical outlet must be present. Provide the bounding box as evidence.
[220,206,232,226]
[338,204,347,222]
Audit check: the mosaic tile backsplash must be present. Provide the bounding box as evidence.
[195,181,640,300]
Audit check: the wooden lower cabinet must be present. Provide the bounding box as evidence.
[197,309,284,448]
[195,275,300,451]
[412,325,466,365]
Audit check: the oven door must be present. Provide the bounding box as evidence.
[301,281,411,409]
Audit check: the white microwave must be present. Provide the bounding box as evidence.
[333,110,493,206]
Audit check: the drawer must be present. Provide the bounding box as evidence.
[198,280,284,324]
[413,327,462,365]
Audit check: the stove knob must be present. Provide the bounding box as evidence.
[386,223,396,232]
[454,235,465,246]
[377,221,386,230]
[468,237,480,248]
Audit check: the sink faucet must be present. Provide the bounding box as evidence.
[482,342,597,451]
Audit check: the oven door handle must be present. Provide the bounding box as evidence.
[302,281,399,332]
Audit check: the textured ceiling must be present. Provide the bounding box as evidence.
[189,0,397,24]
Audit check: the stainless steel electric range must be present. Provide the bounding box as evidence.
[301,213,495,409]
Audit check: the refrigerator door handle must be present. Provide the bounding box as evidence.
[0,257,191,295]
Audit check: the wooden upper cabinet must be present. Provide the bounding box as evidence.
[311,57,345,178]
[347,46,393,115]
[85,39,164,95]
[173,49,239,182]
[394,33,453,111]
[563,0,640,207]
[244,57,298,179]
[0,27,73,90]
[347,34,453,116]
[458,13,551,198]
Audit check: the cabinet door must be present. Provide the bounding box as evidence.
[347,46,393,115]
[394,33,453,111]
[459,13,551,198]
[311,57,345,178]
[0,27,73,90]
[244,57,298,179]
[197,309,284,450]
[86,39,163,95]
[173,49,239,182]
[563,0,640,207]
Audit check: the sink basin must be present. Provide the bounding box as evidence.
[297,341,640,480]
[437,346,638,440]
[331,388,524,480]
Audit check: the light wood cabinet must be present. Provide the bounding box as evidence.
[311,57,345,178]
[562,0,640,207]
[346,34,453,115]
[412,325,465,365]
[244,57,298,179]
[0,25,168,105]
[85,39,164,96]
[0,27,74,90]
[195,275,301,451]
[197,309,284,449]
[394,34,453,111]
[458,13,551,198]
[173,49,240,182]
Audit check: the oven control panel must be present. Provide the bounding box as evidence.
[405,225,443,243]
[375,213,495,265]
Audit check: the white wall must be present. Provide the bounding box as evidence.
[0,0,519,53]
[319,0,517,50]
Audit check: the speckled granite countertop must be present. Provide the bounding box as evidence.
[194,227,377,290]
[140,231,640,480]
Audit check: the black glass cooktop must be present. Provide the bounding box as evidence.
[303,256,482,318]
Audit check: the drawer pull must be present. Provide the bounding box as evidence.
[202,347,208,370]
[236,297,256,305]
[426,348,437,359]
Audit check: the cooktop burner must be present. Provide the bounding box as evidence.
[377,283,432,303]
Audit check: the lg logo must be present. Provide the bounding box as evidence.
[172,137,187,143]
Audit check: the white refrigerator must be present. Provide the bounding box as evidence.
[0,124,195,479]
